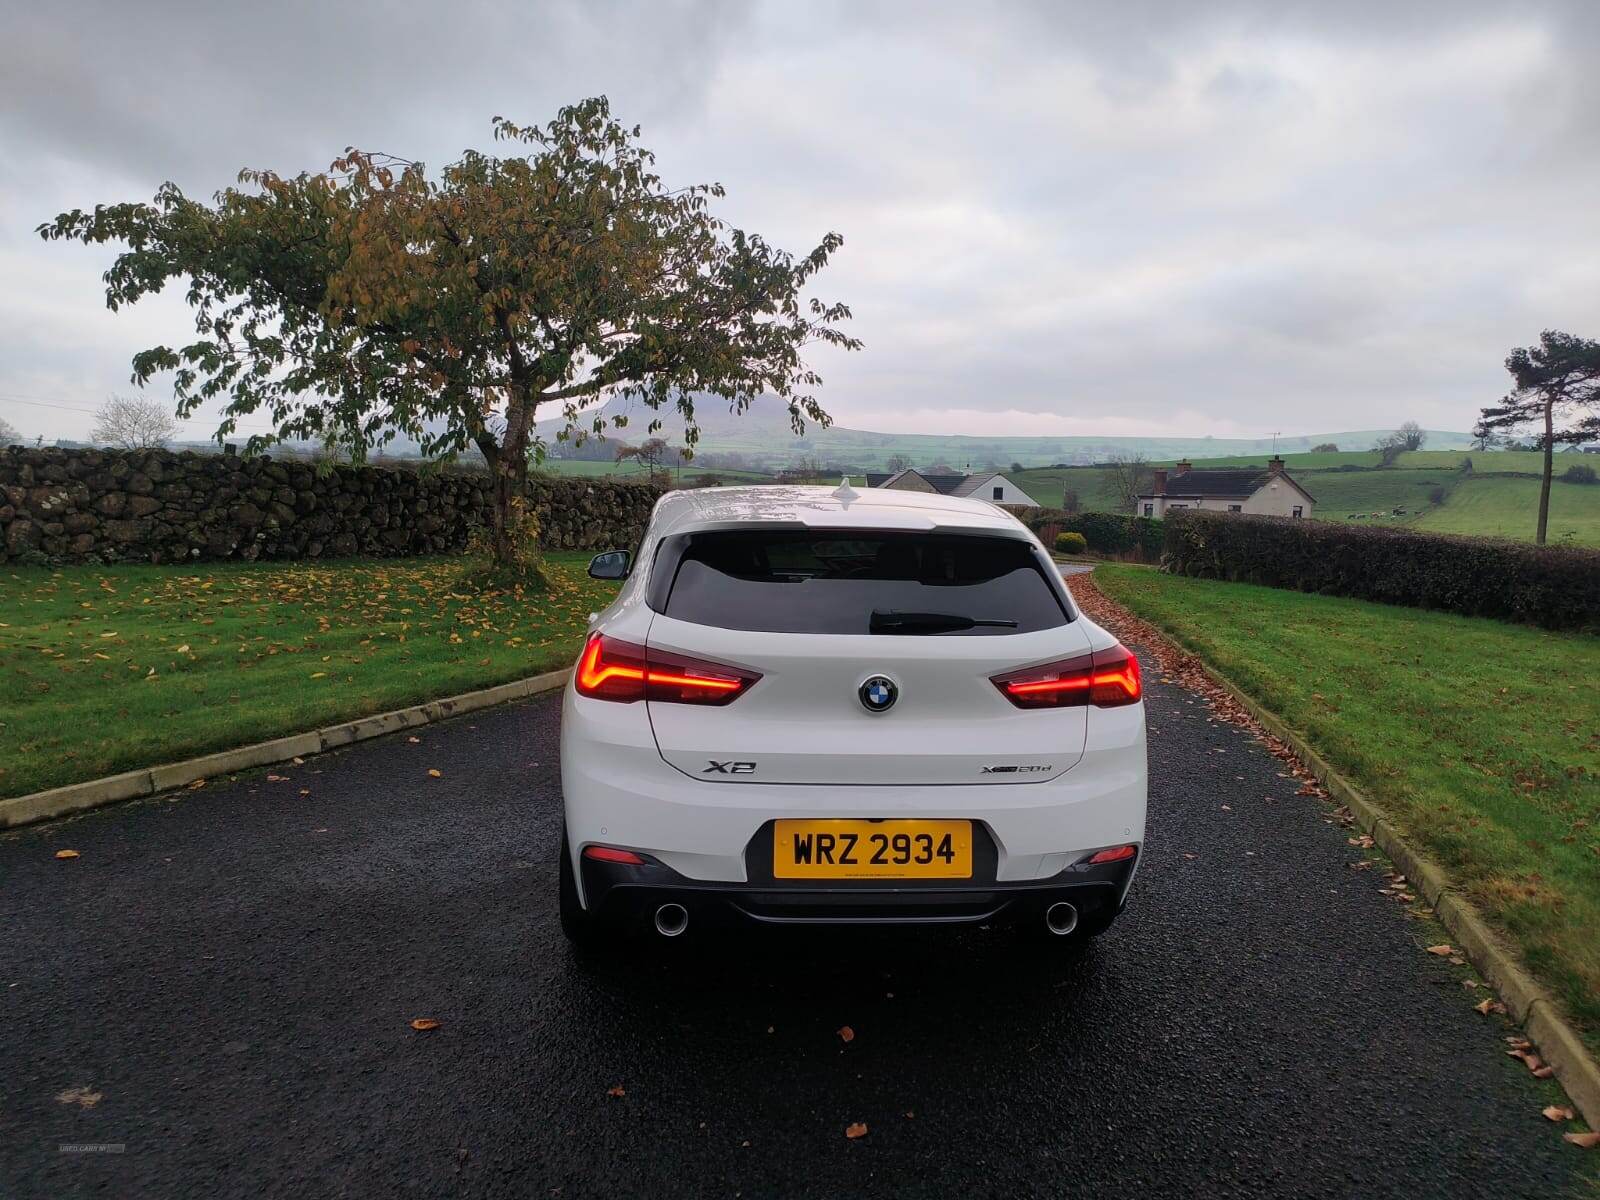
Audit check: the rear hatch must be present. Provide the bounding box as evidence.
[644,529,1089,786]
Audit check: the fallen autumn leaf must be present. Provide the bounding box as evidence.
[410,1018,441,1031]
[845,1122,868,1140]
[54,849,80,860]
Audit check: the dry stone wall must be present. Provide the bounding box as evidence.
[0,447,663,565]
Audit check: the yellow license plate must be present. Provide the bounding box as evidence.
[773,819,973,880]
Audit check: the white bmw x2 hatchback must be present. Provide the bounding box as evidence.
[558,482,1147,945]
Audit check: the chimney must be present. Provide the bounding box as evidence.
[1268,455,1285,476]
[1174,458,1192,472]
[1151,467,1168,493]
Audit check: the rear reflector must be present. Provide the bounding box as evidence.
[1087,844,1137,865]
[991,643,1142,709]
[575,632,760,705]
[583,845,646,865]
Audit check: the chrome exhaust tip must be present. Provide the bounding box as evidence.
[1044,902,1079,937]
[653,903,689,938]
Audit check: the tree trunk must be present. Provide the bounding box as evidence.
[1536,399,1553,546]
[487,419,533,566]
[481,385,538,568]
[489,454,527,564]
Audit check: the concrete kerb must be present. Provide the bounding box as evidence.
[0,666,572,832]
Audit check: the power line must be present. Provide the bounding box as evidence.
[0,394,101,415]
[0,392,279,432]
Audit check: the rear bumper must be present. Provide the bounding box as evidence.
[560,684,1148,892]
[580,850,1136,929]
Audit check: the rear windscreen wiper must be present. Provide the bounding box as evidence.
[869,610,1019,634]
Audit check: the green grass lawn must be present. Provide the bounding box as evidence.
[1093,565,1600,1048]
[0,552,620,800]
[1410,475,1600,546]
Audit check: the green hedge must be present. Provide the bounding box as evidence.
[1054,531,1088,555]
[1163,510,1600,631]
[1028,510,1164,560]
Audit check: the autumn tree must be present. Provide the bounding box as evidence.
[39,97,859,574]
[92,394,177,449]
[1475,330,1600,544]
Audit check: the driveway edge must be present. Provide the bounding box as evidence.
[1189,658,1600,1130]
[0,667,572,831]
[1072,568,1599,1129]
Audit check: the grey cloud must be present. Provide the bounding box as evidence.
[3,0,1599,443]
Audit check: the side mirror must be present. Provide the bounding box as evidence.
[588,550,631,580]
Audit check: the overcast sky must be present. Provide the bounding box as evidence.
[3,0,1598,444]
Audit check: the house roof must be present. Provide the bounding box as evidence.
[917,474,969,496]
[1138,466,1318,504]
[867,469,1040,506]
[870,468,968,495]
[1158,468,1273,498]
[947,472,1001,497]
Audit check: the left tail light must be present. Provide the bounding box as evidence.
[574,632,760,706]
[991,642,1142,709]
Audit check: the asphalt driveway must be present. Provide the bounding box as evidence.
[0,660,1585,1198]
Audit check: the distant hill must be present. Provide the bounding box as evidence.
[534,393,1474,471]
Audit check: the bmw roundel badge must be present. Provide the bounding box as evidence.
[859,675,898,713]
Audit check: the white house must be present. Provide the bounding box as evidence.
[1136,457,1315,519]
[864,468,1040,508]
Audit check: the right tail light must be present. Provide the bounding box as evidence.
[991,643,1142,709]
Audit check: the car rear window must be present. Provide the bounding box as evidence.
[656,530,1069,635]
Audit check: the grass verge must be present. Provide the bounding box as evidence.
[0,552,619,799]
[1093,564,1600,1050]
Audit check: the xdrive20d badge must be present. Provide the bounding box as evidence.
[559,480,1147,946]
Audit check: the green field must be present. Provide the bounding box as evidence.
[1093,565,1600,1051]
[1008,449,1600,545]
[535,459,775,484]
[1411,475,1600,545]
[0,553,621,799]
[1007,466,1126,511]
[1154,449,1551,474]
[1301,471,1459,520]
